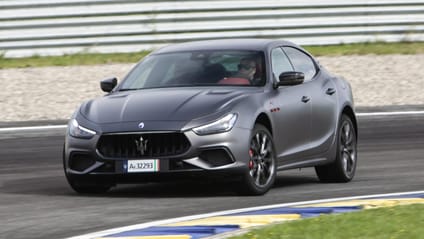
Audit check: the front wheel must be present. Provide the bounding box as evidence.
[238,124,276,195]
[315,114,357,182]
[65,173,112,194]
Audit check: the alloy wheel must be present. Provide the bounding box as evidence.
[340,121,356,177]
[249,131,275,187]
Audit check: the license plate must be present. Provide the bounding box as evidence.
[125,159,159,173]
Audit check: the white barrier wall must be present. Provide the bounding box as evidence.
[1,0,423,57]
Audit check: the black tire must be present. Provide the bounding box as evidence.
[315,114,357,182]
[238,124,276,195]
[63,145,112,194]
[65,174,112,194]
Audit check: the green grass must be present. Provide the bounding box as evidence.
[305,42,424,56]
[229,204,424,239]
[1,42,424,68]
[0,51,150,68]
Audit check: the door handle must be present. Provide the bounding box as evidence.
[301,96,310,103]
[326,88,336,95]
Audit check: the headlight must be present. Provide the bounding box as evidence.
[192,113,238,135]
[69,119,96,139]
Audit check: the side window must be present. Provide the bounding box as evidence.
[271,48,294,79]
[283,47,317,81]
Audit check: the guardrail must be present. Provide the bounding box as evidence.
[1,0,423,57]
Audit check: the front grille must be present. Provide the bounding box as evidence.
[97,133,190,159]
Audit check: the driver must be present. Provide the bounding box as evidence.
[233,57,257,82]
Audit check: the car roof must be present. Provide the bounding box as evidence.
[152,38,297,54]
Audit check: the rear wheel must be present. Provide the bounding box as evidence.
[238,124,276,195]
[63,145,112,194]
[315,114,357,182]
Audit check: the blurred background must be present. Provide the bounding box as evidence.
[0,0,423,121]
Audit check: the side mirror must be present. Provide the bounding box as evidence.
[100,77,117,92]
[276,71,304,87]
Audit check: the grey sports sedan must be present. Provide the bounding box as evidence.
[64,39,357,195]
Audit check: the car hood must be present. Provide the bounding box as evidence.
[80,87,260,124]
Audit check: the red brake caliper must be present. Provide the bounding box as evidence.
[249,149,254,169]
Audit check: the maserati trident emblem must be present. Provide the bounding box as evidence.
[135,136,148,155]
[138,122,145,129]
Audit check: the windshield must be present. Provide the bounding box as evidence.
[120,50,266,90]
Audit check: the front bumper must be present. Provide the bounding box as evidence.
[64,127,251,183]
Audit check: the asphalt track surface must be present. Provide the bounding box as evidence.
[1,111,424,239]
